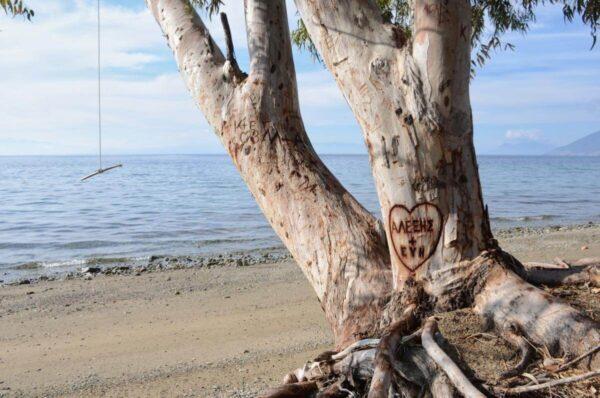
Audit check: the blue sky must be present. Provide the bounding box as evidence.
[0,0,598,155]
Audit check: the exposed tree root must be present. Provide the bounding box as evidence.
[515,256,600,287]
[421,317,486,398]
[498,323,534,378]
[494,369,600,395]
[475,257,600,368]
[259,255,599,397]
[555,344,600,372]
[368,305,416,397]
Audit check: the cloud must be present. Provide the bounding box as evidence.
[505,129,543,141]
[0,71,220,155]
[0,0,598,156]
[0,0,225,155]
[0,0,165,76]
[0,0,333,155]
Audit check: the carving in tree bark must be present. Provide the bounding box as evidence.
[147,0,599,395]
[294,0,490,293]
[146,0,392,347]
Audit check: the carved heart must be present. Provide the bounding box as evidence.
[388,203,443,273]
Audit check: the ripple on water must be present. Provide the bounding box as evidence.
[0,155,598,275]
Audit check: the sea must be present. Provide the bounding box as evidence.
[1,155,599,281]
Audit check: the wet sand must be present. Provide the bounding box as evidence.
[1,224,598,397]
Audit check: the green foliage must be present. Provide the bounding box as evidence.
[289,0,599,71]
[292,19,322,62]
[1,0,34,20]
[189,0,223,18]
[471,0,599,70]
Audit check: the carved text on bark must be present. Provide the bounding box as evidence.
[389,203,443,273]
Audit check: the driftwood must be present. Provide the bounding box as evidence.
[572,257,600,267]
[523,257,600,271]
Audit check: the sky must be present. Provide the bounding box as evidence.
[0,0,598,156]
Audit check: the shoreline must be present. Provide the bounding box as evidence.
[3,222,598,286]
[0,224,598,397]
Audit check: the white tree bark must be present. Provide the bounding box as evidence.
[294,0,491,297]
[293,0,599,370]
[148,2,600,392]
[146,0,393,347]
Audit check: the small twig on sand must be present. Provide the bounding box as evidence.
[553,257,571,268]
[555,344,600,372]
[524,261,569,270]
[497,370,600,394]
[464,332,497,340]
[422,317,486,398]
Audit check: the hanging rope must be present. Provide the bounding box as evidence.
[80,0,122,181]
[97,0,102,171]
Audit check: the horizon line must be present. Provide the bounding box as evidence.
[0,153,590,157]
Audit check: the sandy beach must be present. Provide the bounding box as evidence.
[1,224,599,397]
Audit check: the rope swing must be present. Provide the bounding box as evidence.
[81,0,122,181]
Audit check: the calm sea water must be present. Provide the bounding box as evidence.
[1,155,599,277]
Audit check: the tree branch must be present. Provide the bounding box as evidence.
[219,12,245,82]
[220,12,235,63]
[496,370,600,395]
[245,0,299,116]
[411,0,473,118]
[149,0,393,347]
[146,0,231,126]
[521,264,599,287]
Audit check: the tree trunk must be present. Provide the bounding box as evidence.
[148,0,599,394]
[146,0,393,347]
[294,0,491,299]
[294,0,599,375]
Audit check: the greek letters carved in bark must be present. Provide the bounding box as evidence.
[389,203,443,273]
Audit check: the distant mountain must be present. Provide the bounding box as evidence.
[547,131,600,156]
[487,140,555,156]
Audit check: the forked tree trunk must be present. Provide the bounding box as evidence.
[146,0,393,346]
[148,0,599,394]
[292,0,598,364]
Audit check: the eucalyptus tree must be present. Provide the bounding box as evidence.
[145,0,600,396]
[146,0,599,395]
